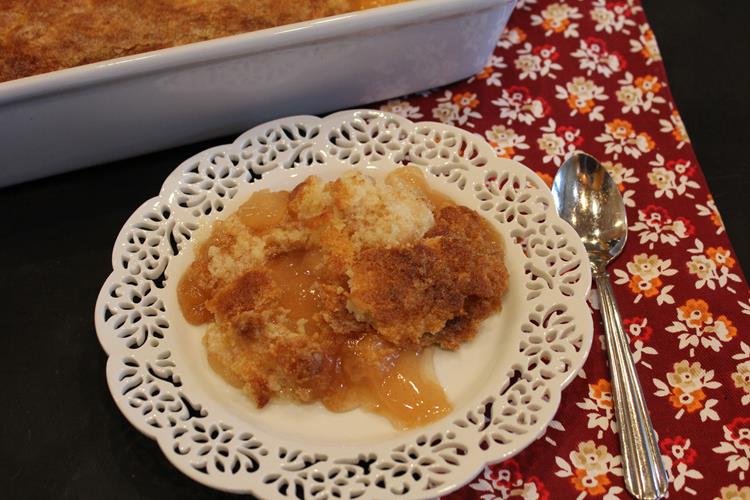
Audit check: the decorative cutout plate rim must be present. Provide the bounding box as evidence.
[95,109,593,499]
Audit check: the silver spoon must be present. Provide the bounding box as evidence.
[552,152,669,500]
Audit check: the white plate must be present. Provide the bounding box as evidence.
[95,110,592,498]
[0,0,516,187]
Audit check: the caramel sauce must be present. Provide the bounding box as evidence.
[236,189,289,231]
[178,169,459,428]
[267,250,324,322]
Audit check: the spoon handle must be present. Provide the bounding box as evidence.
[594,272,669,500]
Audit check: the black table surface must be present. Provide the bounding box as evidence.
[2,2,749,498]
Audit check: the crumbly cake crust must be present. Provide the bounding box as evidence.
[0,1,400,82]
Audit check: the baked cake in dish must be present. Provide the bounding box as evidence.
[0,0,405,82]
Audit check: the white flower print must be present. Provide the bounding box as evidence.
[686,238,742,292]
[740,299,750,317]
[497,26,527,49]
[732,342,750,406]
[536,118,583,166]
[431,101,459,125]
[653,359,721,421]
[666,297,738,356]
[647,154,700,199]
[491,86,550,125]
[571,36,626,77]
[625,315,658,369]
[485,124,530,161]
[630,23,662,65]
[612,253,676,304]
[589,0,637,34]
[660,109,691,148]
[555,75,608,121]
[432,90,482,127]
[629,204,694,249]
[576,379,615,438]
[660,436,704,495]
[378,99,422,119]
[696,195,726,235]
[530,2,583,38]
[554,441,624,498]
[601,160,638,207]
[514,43,563,80]
[615,72,666,114]
[713,417,750,481]
[469,55,507,87]
[515,0,538,11]
[542,419,565,446]
[714,484,750,500]
[595,118,655,159]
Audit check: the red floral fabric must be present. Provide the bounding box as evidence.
[371,1,750,498]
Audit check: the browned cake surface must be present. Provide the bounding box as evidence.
[0,0,403,83]
[348,205,506,349]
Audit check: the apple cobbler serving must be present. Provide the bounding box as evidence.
[178,167,508,429]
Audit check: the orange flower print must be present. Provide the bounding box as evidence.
[707,246,736,269]
[543,16,569,34]
[605,118,634,140]
[452,92,479,109]
[628,274,662,298]
[677,299,712,328]
[713,315,738,341]
[557,76,606,119]
[660,109,690,147]
[640,28,660,62]
[711,211,723,229]
[669,387,706,413]
[657,360,719,419]
[557,441,618,497]
[571,468,611,496]
[696,195,725,233]
[498,26,527,49]
[535,171,554,188]
[615,71,667,114]
[531,3,582,38]
[616,253,675,304]
[476,65,493,80]
[485,125,529,161]
[638,131,655,151]
[589,379,613,409]
[635,75,662,94]
[641,29,655,57]
[601,161,638,207]
[597,118,654,159]
[566,93,594,113]
[540,3,573,33]
[668,300,738,355]
[670,111,689,142]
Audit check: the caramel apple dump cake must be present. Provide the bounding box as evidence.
[178,167,508,429]
[0,0,405,82]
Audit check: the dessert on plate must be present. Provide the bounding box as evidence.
[178,166,509,429]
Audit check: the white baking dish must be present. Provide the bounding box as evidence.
[0,0,516,187]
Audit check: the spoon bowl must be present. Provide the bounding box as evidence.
[551,152,627,271]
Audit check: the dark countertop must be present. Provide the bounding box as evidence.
[1,1,748,498]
